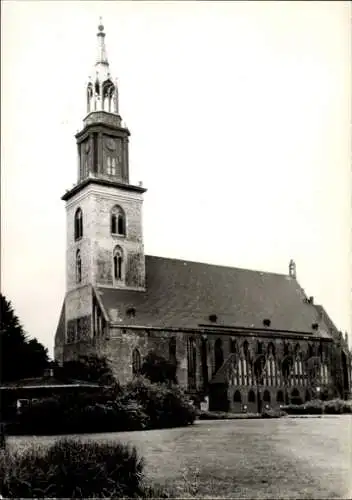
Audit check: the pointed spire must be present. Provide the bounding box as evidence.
[96,17,108,66]
[84,18,122,124]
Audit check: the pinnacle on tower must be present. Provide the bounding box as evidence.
[86,18,119,115]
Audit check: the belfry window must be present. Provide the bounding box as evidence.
[74,208,83,240]
[111,205,126,236]
[107,157,117,176]
[76,249,82,283]
[113,246,123,281]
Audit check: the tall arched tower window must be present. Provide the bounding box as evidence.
[113,245,124,281]
[132,348,141,375]
[76,249,82,283]
[111,205,126,236]
[74,208,83,240]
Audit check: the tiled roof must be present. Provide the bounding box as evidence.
[97,255,330,336]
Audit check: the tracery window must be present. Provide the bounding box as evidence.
[111,205,126,236]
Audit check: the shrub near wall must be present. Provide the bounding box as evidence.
[117,377,196,429]
[13,377,196,435]
[281,399,352,415]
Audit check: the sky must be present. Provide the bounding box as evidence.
[1,1,351,357]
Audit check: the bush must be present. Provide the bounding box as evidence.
[140,351,177,384]
[13,377,196,435]
[281,398,352,415]
[323,399,352,414]
[0,438,145,498]
[198,411,230,420]
[303,399,324,415]
[112,399,150,431]
[121,376,196,428]
[261,408,287,418]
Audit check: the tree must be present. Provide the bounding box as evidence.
[140,351,177,385]
[0,294,50,382]
[59,354,116,386]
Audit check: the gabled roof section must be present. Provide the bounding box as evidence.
[314,305,349,347]
[96,255,329,336]
[211,354,237,385]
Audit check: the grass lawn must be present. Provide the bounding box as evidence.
[7,416,352,499]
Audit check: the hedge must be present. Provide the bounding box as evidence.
[12,377,196,435]
[281,398,352,415]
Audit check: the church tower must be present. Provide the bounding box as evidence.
[63,20,146,292]
[58,20,146,355]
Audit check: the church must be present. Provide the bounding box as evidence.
[54,22,351,412]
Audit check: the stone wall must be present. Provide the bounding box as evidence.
[65,182,145,293]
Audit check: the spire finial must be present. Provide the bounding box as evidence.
[98,17,104,33]
[96,16,108,65]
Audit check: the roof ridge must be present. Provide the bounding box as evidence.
[145,254,289,278]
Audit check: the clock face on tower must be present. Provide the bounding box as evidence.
[105,137,116,152]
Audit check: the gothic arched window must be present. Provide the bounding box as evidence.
[188,337,197,390]
[76,249,82,283]
[248,390,256,403]
[276,390,284,403]
[308,343,314,359]
[214,338,224,372]
[230,338,237,354]
[74,208,83,240]
[294,343,301,359]
[132,348,141,375]
[201,336,208,387]
[263,390,271,403]
[113,246,123,281]
[169,337,177,365]
[243,340,249,359]
[111,205,126,236]
[267,342,276,357]
[233,390,242,403]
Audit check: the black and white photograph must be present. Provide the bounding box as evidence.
[1,1,351,498]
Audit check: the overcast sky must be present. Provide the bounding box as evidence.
[1,1,351,357]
